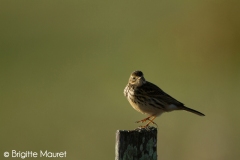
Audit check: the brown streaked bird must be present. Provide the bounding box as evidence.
[124,71,205,128]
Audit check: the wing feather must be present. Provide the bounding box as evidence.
[140,81,184,106]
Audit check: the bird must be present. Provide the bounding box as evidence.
[124,70,205,128]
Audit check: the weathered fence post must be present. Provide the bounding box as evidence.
[115,127,157,160]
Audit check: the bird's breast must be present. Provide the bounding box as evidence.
[127,94,164,116]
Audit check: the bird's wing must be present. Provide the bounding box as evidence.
[140,81,184,106]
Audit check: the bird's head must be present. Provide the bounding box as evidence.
[128,70,146,87]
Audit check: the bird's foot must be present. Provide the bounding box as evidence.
[135,116,158,128]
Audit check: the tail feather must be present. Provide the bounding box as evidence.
[181,106,205,116]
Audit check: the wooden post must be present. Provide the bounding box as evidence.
[115,127,157,160]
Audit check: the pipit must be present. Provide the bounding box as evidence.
[124,71,205,128]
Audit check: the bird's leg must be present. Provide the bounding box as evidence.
[136,116,158,129]
[144,116,158,127]
[135,116,153,124]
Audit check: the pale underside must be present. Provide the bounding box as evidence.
[127,96,178,117]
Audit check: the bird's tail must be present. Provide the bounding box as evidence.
[181,106,205,116]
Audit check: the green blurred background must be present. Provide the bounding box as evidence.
[1,1,239,160]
